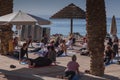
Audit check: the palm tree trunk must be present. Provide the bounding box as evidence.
[0,0,13,55]
[86,0,106,76]
[70,18,73,34]
[0,0,13,16]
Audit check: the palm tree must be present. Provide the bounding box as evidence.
[0,0,13,16]
[86,0,106,76]
[0,0,13,55]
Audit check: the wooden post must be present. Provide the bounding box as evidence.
[70,18,73,34]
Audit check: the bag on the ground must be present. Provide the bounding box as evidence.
[10,64,16,68]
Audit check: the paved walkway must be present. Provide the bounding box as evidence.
[0,45,120,80]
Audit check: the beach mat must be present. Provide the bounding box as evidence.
[28,64,56,68]
[58,51,76,57]
[105,59,120,66]
[20,61,28,65]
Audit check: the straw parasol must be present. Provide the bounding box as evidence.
[110,15,117,36]
[50,3,85,34]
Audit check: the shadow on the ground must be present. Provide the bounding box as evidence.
[0,65,66,79]
[103,74,120,80]
[12,65,66,77]
[79,73,120,80]
[0,69,43,80]
[1,67,120,80]
[5,55,19,61]
[1,66,120,80]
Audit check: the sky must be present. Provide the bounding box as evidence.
[14,0,120,18]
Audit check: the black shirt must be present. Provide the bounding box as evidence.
[105,50,113,58]
[31,57,52,67]
[20,48,28,58]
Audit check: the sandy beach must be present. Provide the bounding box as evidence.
[0,0,120,80]
[0,41,120,80]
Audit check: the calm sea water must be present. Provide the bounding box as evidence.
[42,18,120,38]
[12,17,120,38]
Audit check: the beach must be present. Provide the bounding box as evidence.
[0,41,120,80]
[0,0,120,80]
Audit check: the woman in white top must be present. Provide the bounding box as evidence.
[66,37,73,49]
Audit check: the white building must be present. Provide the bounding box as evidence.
[20,25,50,42]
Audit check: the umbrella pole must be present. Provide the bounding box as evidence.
[70,18,73,34]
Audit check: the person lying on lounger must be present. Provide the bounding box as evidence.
[30,39,45,52]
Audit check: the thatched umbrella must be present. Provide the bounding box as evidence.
[110,15,117,36]
[50,3,85,34]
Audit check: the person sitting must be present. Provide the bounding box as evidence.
[64,55,80,80]
[19,43,28,61]
[72,37,76,46]
[54,36,61,48]
[26,57,52,68]
[83,35,87,43]
[79,41,89,56]
[34,45,50,58]
[48,40,55,47]
[26,36,33,48]
[104,45,114,65]
[79,42,87,51]
[43,34,49,45]
[48,46,57,65]
[112,35,119,57]
[57,40,67,56]
[13,37,18,49]
[66,37,73,49]
[107,37,113,47]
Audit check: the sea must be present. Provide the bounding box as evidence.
[12,17,120,38]
[42,17,120,38]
